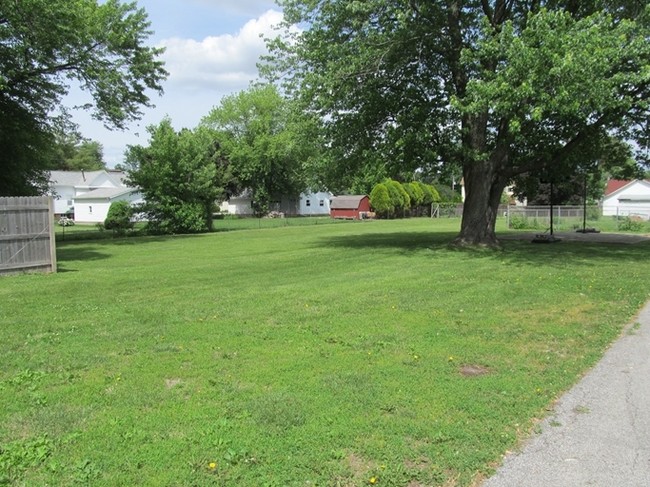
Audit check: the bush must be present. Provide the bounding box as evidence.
[146,201,207,234]
[57,216,74,226]
[104,200,134,235]
[369,183,392,217]
[418,182,441,205]
[509,215,542,229]
[617,216,644,232]
[384,179,410,214]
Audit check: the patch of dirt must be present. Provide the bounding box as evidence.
[459,364,490,377]
[165,378,182,389]
[346,452,375,476]
[404,457,430,471]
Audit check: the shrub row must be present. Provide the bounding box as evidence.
[369,180,440,218]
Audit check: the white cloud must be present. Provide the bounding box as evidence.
[160,9,283,91]
[66,8,290,167]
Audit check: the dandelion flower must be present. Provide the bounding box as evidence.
[208,462,217,470]
[369,477,378,484]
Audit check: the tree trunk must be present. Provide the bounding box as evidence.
[453,161,507,248]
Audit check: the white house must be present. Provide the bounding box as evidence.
[602,179,650,220]
[48,170,140,222]
[73,188,143,223]
[220,190,333,216]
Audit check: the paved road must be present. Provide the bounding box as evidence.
[482,301,650,487]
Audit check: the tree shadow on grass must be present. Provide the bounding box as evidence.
[320,230,457,253]
[56,250,110,272]
[55,232,217,269]
[316,230,650,268]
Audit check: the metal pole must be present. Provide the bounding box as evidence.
[549,180,554,236]
[583,173,587,232]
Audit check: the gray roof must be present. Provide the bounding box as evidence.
[330,195,368,209]
[49,170,104,186]
[49,170,128,188]
[74,188,136,200]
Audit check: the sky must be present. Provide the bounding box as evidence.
[65,0,283,168]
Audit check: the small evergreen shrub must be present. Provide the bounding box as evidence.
[369,183,393,218]
[104,200,134,235]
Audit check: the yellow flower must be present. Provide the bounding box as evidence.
[369,477,378,484]
[208,462,217,470]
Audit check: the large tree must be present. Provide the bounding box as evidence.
[0,0,167,196]
[201,84,320,215]
[125,119,236,234]
[265,1,650,246]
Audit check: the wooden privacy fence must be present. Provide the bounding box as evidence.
[0,196,57,275]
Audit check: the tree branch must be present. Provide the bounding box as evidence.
[480,0,493,21]
[14,41,103,82]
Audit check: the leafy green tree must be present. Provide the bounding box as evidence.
[431,183,457,204]
[49,126,106,171]
[0,99,54,195]
[369,182,392,218]
[104,200,134,235]
[512,135,645,204]
[265,1,650,246]
[126,119,235,234]
[407,182,424,208]
[202,85,318,216]
[62,141,105,171]
[390,180,411,215]
[0,0,167,196]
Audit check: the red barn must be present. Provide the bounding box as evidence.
[330,195,371,220]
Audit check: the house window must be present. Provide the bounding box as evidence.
[67,200,73,206]
[319,200,324,207]
[306,200,311,207]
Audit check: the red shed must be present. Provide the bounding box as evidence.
[330,195,371,220]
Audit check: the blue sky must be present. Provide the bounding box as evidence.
[66,0,283,167]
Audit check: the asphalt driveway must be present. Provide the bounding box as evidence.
[481,301,650,487]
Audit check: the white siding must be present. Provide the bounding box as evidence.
[221,197,254,215]
[74,201,112,223]
[52,185,75,214]
[299,191,332,215]
[220,191,333,216]
[603,181,650,219]
[74,192,143,223]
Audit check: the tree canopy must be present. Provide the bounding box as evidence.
[265,0,650,246]
[49,125,106,171]
[201,84,320,215]
[0,0,167,196]
[125,119,236,234]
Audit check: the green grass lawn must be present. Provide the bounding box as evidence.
[53,215,348,242]
[2,218,649,486]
